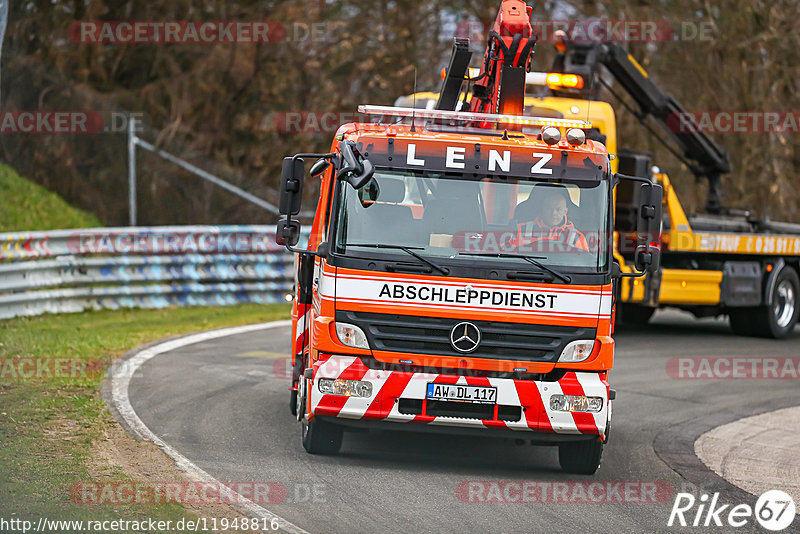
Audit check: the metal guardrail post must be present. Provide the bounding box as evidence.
[0,0,7,110]
[128,116,138,226]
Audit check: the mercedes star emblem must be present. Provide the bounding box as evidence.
[450,322,481,353]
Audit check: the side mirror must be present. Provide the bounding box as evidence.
[276,216,301,247]
[357,178,381,208]
[349,160,375,189]
[337,140,375,189]
[634,244,661,273]
[279,157,305,216]
[634,182,663,273]
[274,151,336,253]
[309,158,331,177]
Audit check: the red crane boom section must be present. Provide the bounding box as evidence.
[469,0,536,119]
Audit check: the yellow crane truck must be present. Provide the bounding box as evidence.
[395,37,800,339]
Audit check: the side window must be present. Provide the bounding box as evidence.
[333,182,349,253]
[320,169,337,242]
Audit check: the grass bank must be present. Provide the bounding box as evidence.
[0,163,101,232]
[0,304,291,531]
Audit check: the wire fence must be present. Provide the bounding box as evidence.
[128,119,281,226]
[127,118,316,226]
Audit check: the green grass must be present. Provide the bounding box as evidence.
[0,304,291,530]
[0,163,101,232]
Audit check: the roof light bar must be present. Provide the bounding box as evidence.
[357,105,592,130]
[526,72,548,85]
[525,72,585,89]
[546,73,585,90]
[439,70,585,88]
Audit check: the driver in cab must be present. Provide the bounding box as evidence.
[513,187,590,252]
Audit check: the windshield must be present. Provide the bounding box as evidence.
[333,169,610,273]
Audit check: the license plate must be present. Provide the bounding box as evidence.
[426,383,497,404]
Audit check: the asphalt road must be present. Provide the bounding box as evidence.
[124,311,800,534]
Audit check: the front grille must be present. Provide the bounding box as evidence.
[336,310,596,363]
[397,399,522,422]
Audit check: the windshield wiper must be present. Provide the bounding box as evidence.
[345,243,450,275]
[459,252,572,284]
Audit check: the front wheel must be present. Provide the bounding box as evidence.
[298,377,343,454]
[289,387,298,416]
[558,439,603,475]
[301,418,343,455]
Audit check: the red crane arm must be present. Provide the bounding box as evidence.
[469,0,536,118]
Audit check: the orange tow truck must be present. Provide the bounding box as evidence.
[275,0,663,474]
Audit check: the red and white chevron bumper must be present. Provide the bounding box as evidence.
[310,355,610,436]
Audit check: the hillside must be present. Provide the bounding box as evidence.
[0,163,102,232]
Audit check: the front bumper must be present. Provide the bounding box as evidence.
[310,356,610,437]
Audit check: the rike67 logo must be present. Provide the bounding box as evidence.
[669,490,796,531]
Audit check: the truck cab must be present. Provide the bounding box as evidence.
[276,107,662,474]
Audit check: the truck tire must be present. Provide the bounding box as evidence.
[558,438,603,475]
[301,418,343,455]
[730,267,799,339]
[289,388,298,416]
[290,356,306,417]
[728,309,757,337]
[620,304,655,326]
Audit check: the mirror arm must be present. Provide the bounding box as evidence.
[611,263,647,279]
[286,244,324,258]
[617,270,648,279]
[337,141,361,180]
[616,173,652,185]
[293,152,336,162]
[286,241,328,259]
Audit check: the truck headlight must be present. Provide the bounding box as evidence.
[550,394,603,413]
[335,322,370,349]
[558,340,595,363]
[318,378,373,398]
